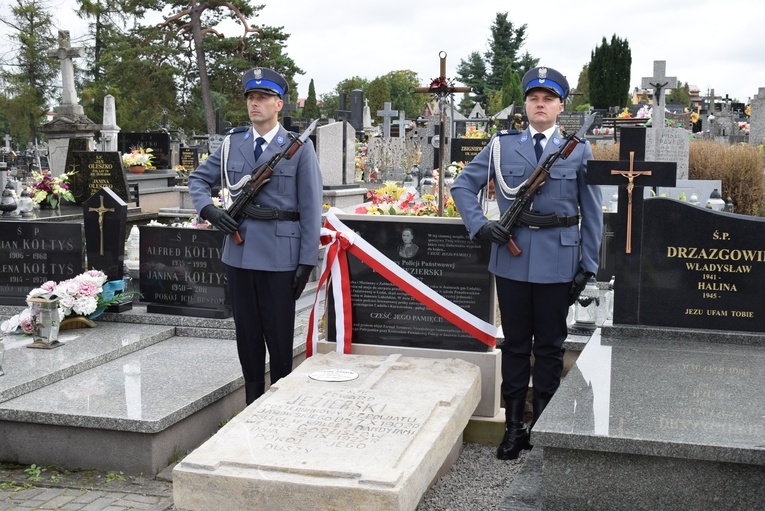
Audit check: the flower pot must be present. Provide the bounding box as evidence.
[129,165,146,174]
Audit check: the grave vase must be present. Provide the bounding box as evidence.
[128,165,146,174]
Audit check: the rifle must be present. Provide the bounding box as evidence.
[227,119,319,245]
[499,112,596,256]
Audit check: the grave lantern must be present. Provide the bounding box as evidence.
[419,169,436,197]
[572,276,600,331]
[724,197,735,213]
[0,184,17,216]
[706,188,725,210]
[27,294,61,349]
[17,188,35,217]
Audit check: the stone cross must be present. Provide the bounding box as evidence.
[377,102,398,138]
[641,61,677,129]
[47,31,84,108]
[395,111,407,139]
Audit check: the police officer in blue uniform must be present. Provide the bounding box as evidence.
[189,67,323,405]
[451,66,602,460]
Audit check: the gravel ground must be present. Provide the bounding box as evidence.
[417,443,530,511]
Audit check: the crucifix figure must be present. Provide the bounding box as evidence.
[641,61,677,129]
[610,152,652,253]
[89,195,115,256]
[414,51,471,216]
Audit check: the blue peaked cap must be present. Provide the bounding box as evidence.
[242,67,288,98]
[522,66,569,100]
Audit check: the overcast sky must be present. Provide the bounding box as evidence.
[2,0,763,104]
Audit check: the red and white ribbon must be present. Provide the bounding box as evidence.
[306,209,498,357]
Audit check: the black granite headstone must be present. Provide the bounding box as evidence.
[69,151,129,204]
[139,226,230,318]
[118,132,171,169]
[450,138,490,164]
[557,112,586,134]
[587,128,676,324]
[350,89,364,132]
[83,187,127,281]
[637,198,765,332]
[179,148,199,171]
[0,221,84,305]
[327,216,493,352]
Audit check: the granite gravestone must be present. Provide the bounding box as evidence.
[749,87,765,147]
[0,221,83,305]
[637,198,765,332]
[139,225,230,318]
[646,127,690,179]
[118,132,170,169]
[69,151,130,204]
[179,148,199,172]
[556,111,587,135]
[588,128,676,324]
[327,215,493,352]
[450,138,489,164]
[83,187,127,282]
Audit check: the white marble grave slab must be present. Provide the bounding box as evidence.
[173,352,481,511]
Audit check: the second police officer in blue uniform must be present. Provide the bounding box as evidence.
[451,66,602,460]
[189,68,323,405]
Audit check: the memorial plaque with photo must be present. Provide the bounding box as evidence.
[179,148,199,172]
[638,198,765,332]
[69,151,129,204]
[118,132,171,169]
[328,215,494,352]
[450,138,489,164]
[139,226,230,318]
[0,222,84,305]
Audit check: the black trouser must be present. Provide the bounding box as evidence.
[225,265,296,386]
[496,277,569,402]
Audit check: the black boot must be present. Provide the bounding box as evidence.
[245,381,265,405]
[531,395,551,430]
[497,399,531,460]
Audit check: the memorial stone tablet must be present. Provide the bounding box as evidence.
[328,215,493,352]
[118,132,171,169]
[557,111,586,134]
[139,225,230,318]
[69,151,130,204]
[637,198,765,332]
[0,221,84,305]
[179,148,199,172]
[450,138,489,164]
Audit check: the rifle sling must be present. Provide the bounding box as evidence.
[518,211,579,229]
[242,203,300,221]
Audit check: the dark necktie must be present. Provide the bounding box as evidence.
[533,133,545,162]
[254,137,266,161]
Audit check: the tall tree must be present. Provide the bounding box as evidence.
[456,12,537,112]
[588,34,631,109]
[383,69,423,119]
[570,64,590,111]
[456,51,488,109]
[156,1,275,134]
[667,80,691,106]
[0,0,57,145]
[367,76,391,123]
[302,78,319,119]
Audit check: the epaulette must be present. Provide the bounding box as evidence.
[226,125,249,135]
[497,129,520,136]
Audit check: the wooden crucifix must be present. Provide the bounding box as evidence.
[414,51,471,216]
[588,128,676,254]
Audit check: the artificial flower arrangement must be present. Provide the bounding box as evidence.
[461,125,490,139]
[30,170,76,208]
[355,181,460,217]
[0,270,138,335]
[122,146,154,168]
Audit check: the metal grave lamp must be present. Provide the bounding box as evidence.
[27,294,62,349]
[0,184,18,217]
[706,188,725,211]
[18,188,35,217]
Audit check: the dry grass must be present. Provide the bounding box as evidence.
[590,143,619,161]
[689,140,765,216]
